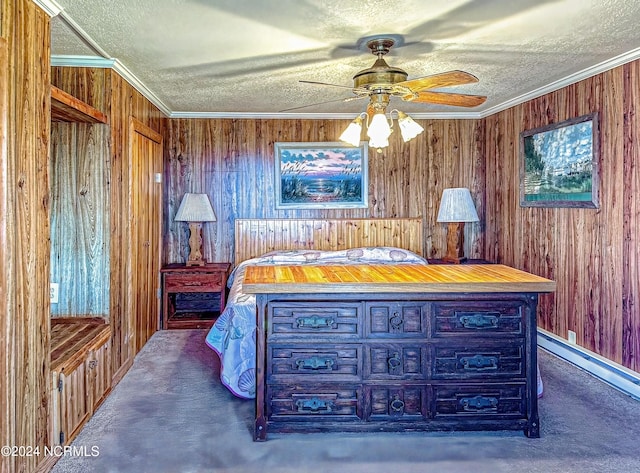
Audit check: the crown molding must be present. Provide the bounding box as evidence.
[51,55,114,68]
[32,0,62,17]
[110,60,172,117]
[480,46,640,118]
[169,110,484,120]
[50,55,172,117]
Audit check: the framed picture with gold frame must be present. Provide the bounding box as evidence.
[274,142,368,209]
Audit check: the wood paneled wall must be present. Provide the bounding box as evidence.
[108,69,166,380]
[1,1,51,472]
[164,118,485,266]
[484,62,640,372]
[50,121,110,316]
[51,66,166,383]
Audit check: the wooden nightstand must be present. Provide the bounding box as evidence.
[161,263,231,329]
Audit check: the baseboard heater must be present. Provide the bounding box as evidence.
[537,328,640,401]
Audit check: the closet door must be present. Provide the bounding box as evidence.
[130,118,163,353]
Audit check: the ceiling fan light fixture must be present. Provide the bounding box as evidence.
[339,113,365,147]
[367,111,392,141]
[395,110,424,142]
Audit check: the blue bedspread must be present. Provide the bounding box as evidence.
[205,246,429,399]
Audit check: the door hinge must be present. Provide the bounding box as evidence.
[157,287,162,299]
[58,378,63,392]
[59,431,65,445]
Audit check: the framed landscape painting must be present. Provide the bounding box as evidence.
[520,113,599,208]
[274,142,368,209]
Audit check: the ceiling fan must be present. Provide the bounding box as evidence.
[292,36,487,114]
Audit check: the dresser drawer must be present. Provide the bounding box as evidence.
[432,342,525,379]
[432,300,524,336]
[365,384,428,421]
[164,273,222,292]
[268,345,360,381]
[365,302,429,338]
[433,383,527,418]
[363,344,429,380]
[268,303,360,339]
[267,385,361,420]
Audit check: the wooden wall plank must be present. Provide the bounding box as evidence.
[1,1,51,472]
[0,31,13,473]
[623,61,640,372]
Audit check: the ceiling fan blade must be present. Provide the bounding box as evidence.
[299,80,357,90]
[395,70,479,92]
[279,95,368,112]
[404,91,487,107]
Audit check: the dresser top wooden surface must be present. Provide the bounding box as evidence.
[242,264,556,294]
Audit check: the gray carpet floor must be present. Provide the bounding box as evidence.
[52,329,640,473]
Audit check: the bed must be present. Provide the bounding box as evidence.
[205,218,552,440]
[205,217,425,399]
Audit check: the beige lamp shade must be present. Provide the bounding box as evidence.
[436,188,479,223]
[174,193,216,222]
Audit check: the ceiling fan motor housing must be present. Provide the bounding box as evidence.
[353,37,408,92]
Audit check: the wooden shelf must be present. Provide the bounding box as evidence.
[51,85,108,124]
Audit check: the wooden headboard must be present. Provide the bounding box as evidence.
[234,218,423,265]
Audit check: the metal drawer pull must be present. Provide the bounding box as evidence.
[183,281,203,286]
[296,315,335,329]
[459,395,498,411]
[390,396,405,413]
[460,354,498,371]
[389,311,404,330]
[296,397,333,412]
[387,353,402,370]
[296,357,334,370]
[458,313,499,329]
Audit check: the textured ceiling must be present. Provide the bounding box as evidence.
[46,0,640,118]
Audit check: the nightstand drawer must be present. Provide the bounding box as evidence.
[165,273,222,292]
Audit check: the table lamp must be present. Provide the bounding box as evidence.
[174,193,216,266]
[436,188,479,264]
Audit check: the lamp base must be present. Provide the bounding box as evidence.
[186,222,206,266]
[443,222,467,264]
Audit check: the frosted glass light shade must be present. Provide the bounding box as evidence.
[367,112,392,141]
[339,116,364,147]
[436,188,479,222]
[397,111,424,142]
[174,193,216,222]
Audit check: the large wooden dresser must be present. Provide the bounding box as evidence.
[243,264,556,441]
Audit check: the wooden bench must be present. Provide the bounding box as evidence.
[50,318,112,446]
